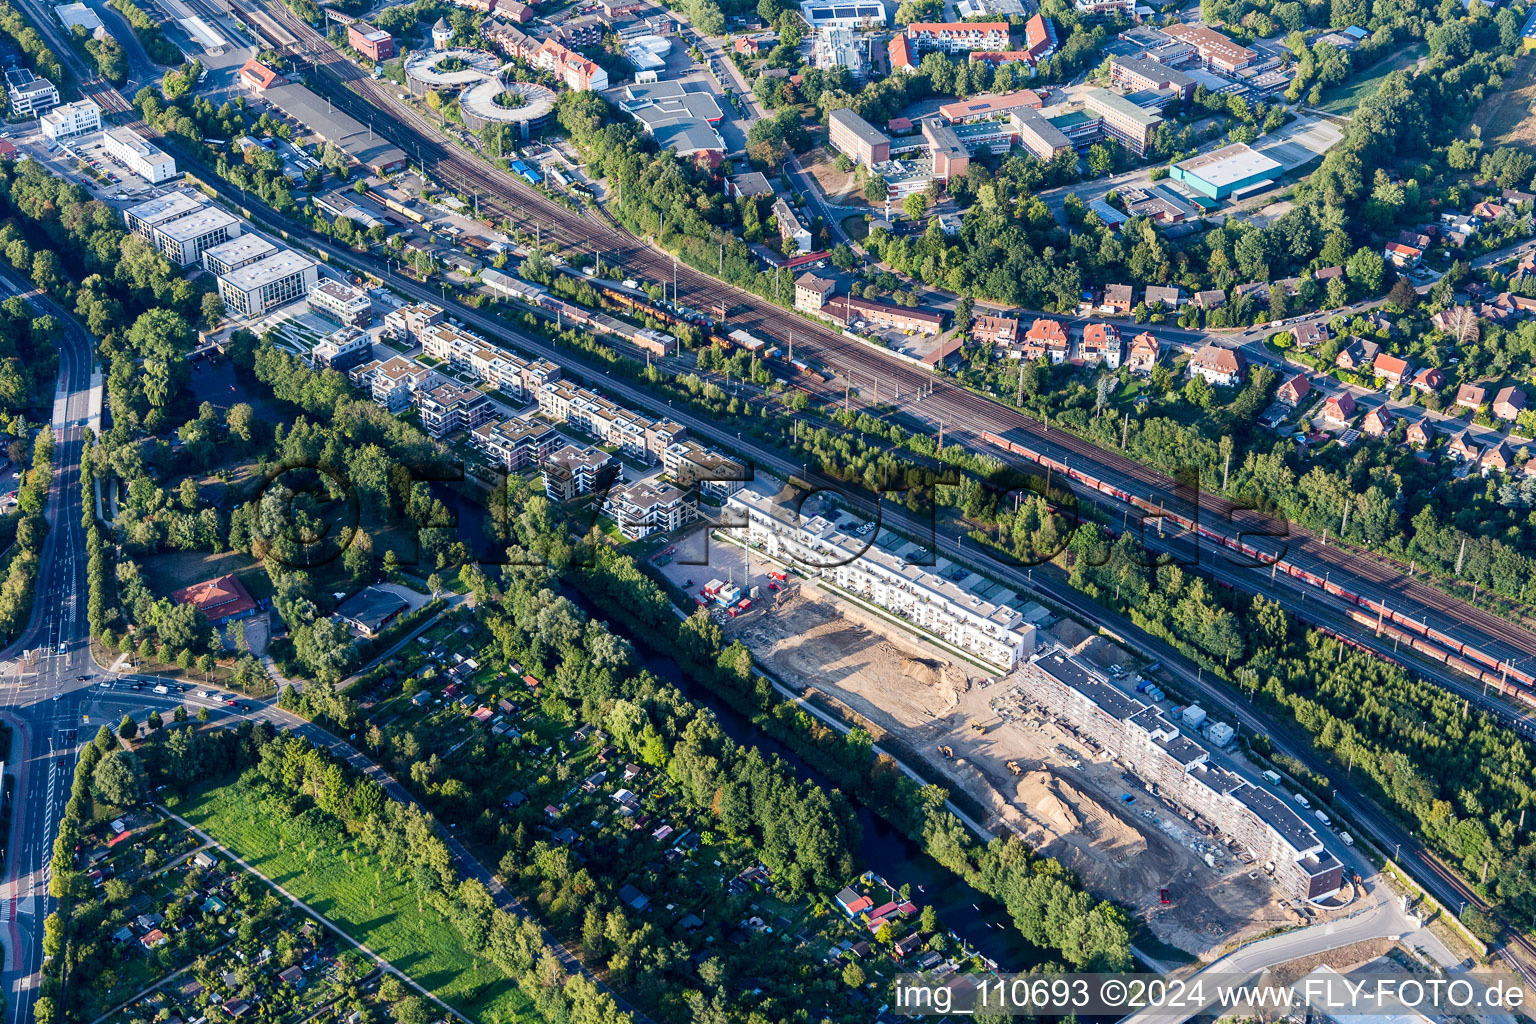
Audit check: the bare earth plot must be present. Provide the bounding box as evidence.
[802,147,864,203]
[1477,54,1536,151]
[724,578,1319,959]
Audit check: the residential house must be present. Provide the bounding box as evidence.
[1410,367,1445,394]
[1321,393,1357,427]
[1483,441,1514,474]
[1019,318,1069,363]
[1275,373,1310,407]
[1360,406,1393,437]
[1189,344,1245,387]
[1126,331,1159,373]
[1448,429,1482,462]
[1335,338,1380,372]
[1472,200,1506,221]
[1373,353,1409,386]
[1494,385,1527,421]
[1079,322,1122,368]
[1195,289,1226,310]
[972,314,1019,347]
[1456,383,1488,412]
[1406,419,1433,448]
[1143,285,1182,309]
[1100,284,1133,315]
[1314,265,1344,282]
[1292,321,1326,349]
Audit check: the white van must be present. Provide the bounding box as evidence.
[1293,793,1311,808]
[1340,832,1354,846]
[1314,809,1331,826]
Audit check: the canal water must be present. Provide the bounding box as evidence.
[442,485,1050,971]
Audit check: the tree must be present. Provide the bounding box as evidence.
[841,961,866,987]
[902,192,927,220]
[864,173,889,204]
[1387,278,1417,312]
[392,996,432,1024]
[147,710,162,730]
[118,713,138,740]
[94,724,115,752]
[201,291,226,328]
[92,748,144,805]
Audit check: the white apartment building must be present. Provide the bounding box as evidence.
[216,249,319,317]
[311,327,372,370]
[307,278,372,327]
[415,381,495,437]
[605,480,697,540]
[1023,650,1344,903]
[202,234,278,275]
[349,356,438,412]
[418,321,560,402]
[39,98,100,140]
[5,68,58,117]
[104,127,176,183]
[383,301,446,344]
[727,487,1036,670]
[471,417,560,471]
[664,439,747,500]
[542,443,617,502]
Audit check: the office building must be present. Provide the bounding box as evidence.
[124,190,240,266]
[216,249,319,317]
[1083,88,1161,156]
[104,127,176,182]
[924,119,969,179]
[828,107,890,166]
[1110,54,1196,101]
[39,98,99,140]
[1161,23,1255,73]
[308,279,373,327]
[201,234,278,276]
[799,0,888,30]
[938,89,1043,123]
[4,68,58,117]
[1021,651,1343,902]
[728,487,1036,670]
[1011,105,1073,160]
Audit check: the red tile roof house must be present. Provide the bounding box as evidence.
[835,887,874,916]
[1189,344,1245,386]
[1448,429,1482,462]
[1079,322,1122,368]
[972,314,1018,346]
[1275,373,1311,406]
[1361,406,1393,437]
[170,574,258,626]
[1100,284,1134,315]
[1019,318,1069,363]
[1406,419,1434,447]
[1126,332,1159,373]
[1494,385,1527,421]
[1410,367,1445,393]
[1483,441,1514,473]
[1321,392,1357,426]
[1383,242,1422,268]
[1456,383,1487,412]
[1372,353,1410,387]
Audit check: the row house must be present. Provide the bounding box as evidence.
[418,321,560,402]
[537,379,685,464]
[905,21,1012,54]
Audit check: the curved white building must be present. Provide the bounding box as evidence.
[403,47,501,96]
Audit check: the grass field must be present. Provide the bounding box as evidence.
[172,781,543,1023]
[139,549,270,602]
[1479,53,1536,152]
[1320,43,1426,114]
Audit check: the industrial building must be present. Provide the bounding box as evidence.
[40,99,100,140]
[257,81,407,174]
[460,77,557,136]
[727,486,1037,671]
[1171,143,1282,199]
[216,249,320,318]
[4,68,57,117]
[828,107,890,166]
[1021,651,1343,903]
[308,279,373,327]
[104,127,176,182]
[619,82,725,164]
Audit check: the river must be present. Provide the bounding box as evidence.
[439,484,1050,971]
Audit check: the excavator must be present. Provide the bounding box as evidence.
[938,745,954,759]
[1006,760,1023,775]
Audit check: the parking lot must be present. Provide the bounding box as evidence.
[57,132,164,198]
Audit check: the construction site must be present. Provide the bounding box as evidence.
[659,526,1335,959]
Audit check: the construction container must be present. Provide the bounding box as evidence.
[1204,721,1234,747]
[1182,705,1208,729]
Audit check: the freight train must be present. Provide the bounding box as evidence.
[979,429,1536,689]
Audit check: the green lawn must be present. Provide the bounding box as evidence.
[1320,43,1426,114]
[171,781,542,1023]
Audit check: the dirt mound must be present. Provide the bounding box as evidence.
[1015,770,1082,837]
[902,656,946,687]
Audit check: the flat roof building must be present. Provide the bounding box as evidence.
[4,68,58,118]
[828,107,890,166]
[104,127,176,182]
[308,278,373,327]
[1162,23,1255,73]
[799,0,888,30]
[1010,105,1072,160]
[202,234,278,275]
[729,486,1035,670]
[471,417,561,471]
[1110,54,1196,101]
[217,249,320,318]
[938,89,1043,123]
[347,22,395,62]
[1082,88,1161,156]
[1171,143,1283,199]
[923,119,969,180]
[259,82,407,174]
[151,206,241,266]
[40,98,100,140]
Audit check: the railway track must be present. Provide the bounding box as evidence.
[230,0,1536,691]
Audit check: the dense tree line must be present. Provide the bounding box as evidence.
[0,0,65,101]
[110,0,184,66]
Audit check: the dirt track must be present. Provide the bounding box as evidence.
[729,578,1311,958]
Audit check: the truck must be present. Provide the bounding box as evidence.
[1262,770,1282,786]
